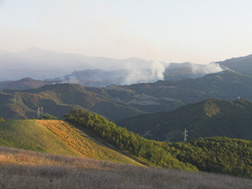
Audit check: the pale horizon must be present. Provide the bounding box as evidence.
[1,0,252,64]
[1,46,251,64]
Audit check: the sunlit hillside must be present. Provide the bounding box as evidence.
[0,120,140,165]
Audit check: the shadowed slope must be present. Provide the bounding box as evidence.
[117,99,252,141]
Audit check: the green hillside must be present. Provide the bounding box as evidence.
[0,84,145,120]
[0,120,140,165]
[117,98,252,142]
[163,137,252,177]
[0,120,77,155]
[64,109,252,177]
[1,112,252,178]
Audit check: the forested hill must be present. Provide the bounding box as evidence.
[64,109,252,178]
[0,84,145,120]
[1,70,252,120]
[117,98,252,142]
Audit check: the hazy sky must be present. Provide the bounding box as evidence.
[0,0,252,64]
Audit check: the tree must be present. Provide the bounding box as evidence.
[0,117,4,122]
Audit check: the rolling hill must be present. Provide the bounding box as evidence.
[0,78,57,91]
[0,119,140,165]
[103,70,252,114]
[1,112,252,178]
[117,98,252,142]
[64,109,252,178]
[0,84,145,120]
[1,70,252,121]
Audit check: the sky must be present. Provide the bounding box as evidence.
[0,0,252,64]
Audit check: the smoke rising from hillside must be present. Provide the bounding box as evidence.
[64,61,224,87]
[122,61,167,85]
[0,48,224,86]
[191,62,223,74]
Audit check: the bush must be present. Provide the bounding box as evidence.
[41,114,57,120]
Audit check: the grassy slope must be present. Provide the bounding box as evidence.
[37,120,140,165]
[1,147,251,189]
[0,120,139,165]
[0,120,77,155]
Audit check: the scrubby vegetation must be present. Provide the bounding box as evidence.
[64,109,197,171]
[40,113,57,120]
[65,109,252,178]
[161,137,252,178]
[0,147,251,189]
[117,98,252,141]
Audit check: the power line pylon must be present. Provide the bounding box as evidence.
[183,128,188,142]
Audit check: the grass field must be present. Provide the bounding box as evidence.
[0,120,78,155]
[0,120,140,165]
[37,120,140,165]
[0,147,251,189]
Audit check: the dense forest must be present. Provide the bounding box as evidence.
[64,109,252,178]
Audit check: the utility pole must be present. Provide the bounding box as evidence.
[183,128,188,142]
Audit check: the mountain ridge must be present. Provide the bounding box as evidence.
[2,70,252,120]
[116,98,252,142]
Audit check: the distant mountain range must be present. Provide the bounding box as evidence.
[0,48,223,86]
[2,48,252,88]
[117,98,252,142]
[0,77,59,91]
[1,70,252,120]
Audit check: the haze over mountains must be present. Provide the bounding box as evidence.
[0,48,224,86]
[1,70,252,121]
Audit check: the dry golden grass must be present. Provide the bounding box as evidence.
[36,120,140,165]
[0,147,252,189]
[0,146,130,171]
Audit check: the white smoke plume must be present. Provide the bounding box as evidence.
[191,62,224,74]
[0,48,224,87]
[122,59,167,85]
